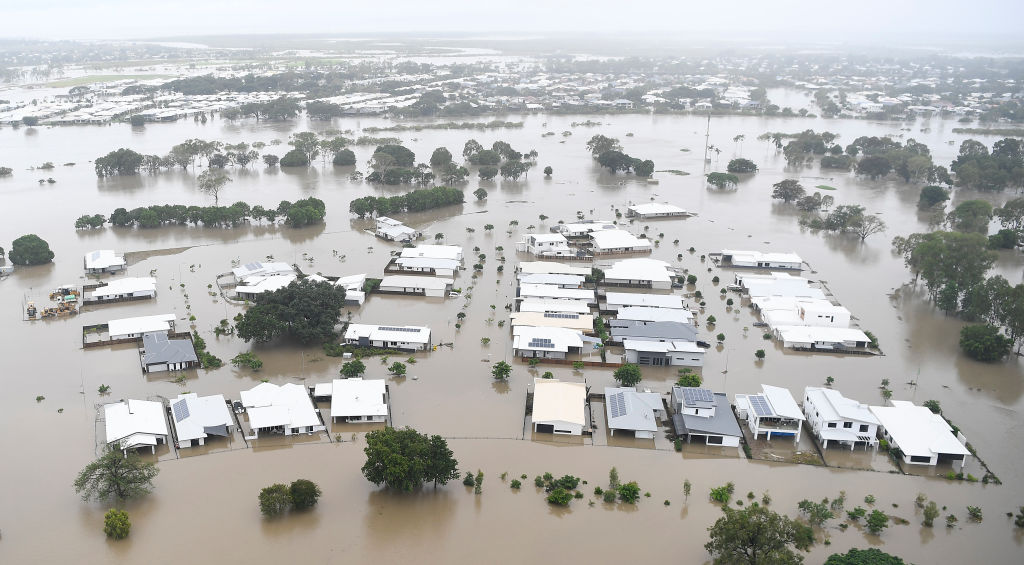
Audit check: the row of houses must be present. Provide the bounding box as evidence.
[517,229,653,257]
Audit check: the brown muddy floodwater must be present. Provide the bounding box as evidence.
[1,106,1023,564]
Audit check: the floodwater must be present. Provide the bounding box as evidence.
[1,103,1023,564]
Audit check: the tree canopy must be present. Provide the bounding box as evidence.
[705,504,810,565]
[349,186,464,218]
[586,134,622,156]
[613,363,642,387]
[947,199,993,234]
[727,158,758,173]
[361,427,460,491]
[771,179,805,203]
[824,548,906,565]
[73,446,159,501]
[960,324,1013,361]
[236,279,347,344]
[706,172,739,189]
[95,148,144,177]
[8,234,54,265]
[950,138,1024,191]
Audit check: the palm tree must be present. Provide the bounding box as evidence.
[434,233,445,243]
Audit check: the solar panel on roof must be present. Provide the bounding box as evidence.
[682,388,714,406]
[749,395,774,418]
[609,392,626,418]
[378,326,420,333]
[172,399,190,422]
[527,338,554,348]
[543,312,580,319]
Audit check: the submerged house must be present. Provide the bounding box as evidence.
[870,401,970,467]
[343,324,431,351]
[378,275,453,297]
[602,258,674,289]
[615,306,694,324]
[517,298,592,315]
[734,272,824,300]
[375,216,420,242]
[532,378,587,435]
[734,385,805,442]
[556,221,616,238]
[517,262,590,276]
[140,332,199,373]
[589,230,652,254]
[314,378,388,423]
[623,339,705,367]
[773,326,871,351]
[231,261,295,284]
[108,313,176,340]
[803,387,879,450]
[671,387,742,447]
[235,274,296,301]
[720,250,802,270]
[604,386,664,438]
[169,393,235,448]
[517,273,585,288]
[626,203,688,219]
[513,326,587,359]
[84,250,126,274]
[104,399,169,454]
[754,297,851,329]
[239,382,325,438]
[87,277,156,302]
[604,292,685,312]
[517,283,596,304]
[510,311,596,334]
[333,273,367,305]
[608,319,698,344]
[515,233,576,257]
[400,244,463,263]
[388,256,461,277]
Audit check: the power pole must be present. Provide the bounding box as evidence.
[702,112,711,173]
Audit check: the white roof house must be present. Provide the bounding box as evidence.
[515,233,576,257]
[517,298,592,315]
[232,261,295,282]
[735,272,824,300]
[90,277,156,299]
[513,326,586,359]
[379,275,454,297]
[240,382,325,438]
[319,378,388,423]
[626,203,688,218]
[803,387,879,450]
[870,401,970,466]
[754,297,852,329]
[616,306,694,324]
[333,273,367,305]
[393,256,461,277]
[400,245,463,262]
[603,258,674,289]
[518,283,595,302]
[235,273,296,299]
[590,230,652,254]
[604,386,664,438]
[517,273,585,288]
[344,323,432,351]
[532,378,587,435]
[108,313,176,340]
[605,292,685,310]
[84,250,126,273]
[557,221,617,237]
[734,385,805,442]
[104,399,169,453]
[510,311,595,334]
[722,250,802,270]
[375,216,420,242]
[517,262,590,276]
[623,339,705,367]
[169,393,234,448]
[773,326,870,350]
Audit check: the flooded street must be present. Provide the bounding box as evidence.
[1,107,1023,563]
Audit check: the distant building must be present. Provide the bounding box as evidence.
[375,216,420,242]
[84,250,126,274]
[721,250,802,270]
[231,261,295,284]
[626,203,688,219]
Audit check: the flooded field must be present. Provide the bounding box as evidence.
[1,106,1023,563]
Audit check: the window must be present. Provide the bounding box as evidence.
[910,455,931,464]
[843,422,853,429]
[707,435,723,445]
[827,422,837,428]
[859,424,869,433]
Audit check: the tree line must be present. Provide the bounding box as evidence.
[586,135,655,177]
[349,186,464,218]
[76,198,326,229]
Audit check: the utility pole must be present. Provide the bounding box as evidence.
[702,112,711,173]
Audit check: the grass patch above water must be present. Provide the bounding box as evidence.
[657,169,690,176]
[815,185,837,191]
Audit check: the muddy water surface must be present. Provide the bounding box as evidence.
[1,107,1023,563]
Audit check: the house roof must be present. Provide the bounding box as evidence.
[736,272,824,299]
[517,273,585,286]
[141,332,198,365]
[378,223,419,240]
[400,245,463,261]
[235,273,296,295]
[91,277,155,298]
[334,273,366,290]
[603,258,673,283]
[517,262,590,276]
[761,385,806,420]
[604,386,662,432]
[104,399,168,445]
[231,261,294,281]
[722,249,802,265]
[396,257,460,270]
[804,387,878,424]
[609,320,698,342]
[240,382,321,430]
[605,292,685,309]
[170,393,233,443]
[513,326,585,352]
[774,325,869,344]
[616,306,693,323]
[673,391,743,437]
[345,323,431,344]
[557,221,616,235]
[870,401,970,459]
[327,378,388,418]
[590,230,651,250]
[510,311,595,333]
[532,378,586,426]
[108,313,175,337]
[518,283,594,301]
[380,275,453,290]
[623,339,703,353]
[528,233,570,244]
[84,249,125,270]
[628,203,687,216]
[517,299,592,314]
[376,216,404,227]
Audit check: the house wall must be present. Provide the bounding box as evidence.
[516,348,567,360]
[689,433,740,447]
[669,352,704,367]
[534,420,582,435]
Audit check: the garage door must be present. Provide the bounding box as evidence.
[536,423,554,434]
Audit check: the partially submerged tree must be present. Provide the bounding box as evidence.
[361,427,459,491]
[196,169,232,206]
[613,363,642,387]
[8,233,54,265]
[73,446,159,501]
[705,504,810,565]
[771,179,805,203]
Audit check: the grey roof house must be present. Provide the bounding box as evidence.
[671,387,743,447]
[141,332,199,373]
[608,319,698,343]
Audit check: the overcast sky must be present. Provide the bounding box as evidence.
[2,0,1020,44]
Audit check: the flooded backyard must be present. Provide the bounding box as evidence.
[1,107,1023,563]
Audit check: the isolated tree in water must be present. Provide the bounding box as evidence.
[361,427,459,491]
[73,446,159,501]
[197,169,231,206]
[613,363,642,387]
[705,504,810,565]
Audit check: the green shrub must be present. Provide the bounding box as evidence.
[103,508,131,539]
[259,484,292,517]
[289,479,321,510]
[546,488,573,506]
